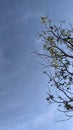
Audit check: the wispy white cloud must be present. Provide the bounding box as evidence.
[13,108,55,130]
[0,108,55,130]
[30,109,54,128]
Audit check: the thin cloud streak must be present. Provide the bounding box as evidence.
[15,108,55,130]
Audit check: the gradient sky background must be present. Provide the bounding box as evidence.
[0,0,73,130]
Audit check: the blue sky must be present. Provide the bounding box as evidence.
[0,0,73,130]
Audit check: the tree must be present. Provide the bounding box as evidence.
[37,17,73,120]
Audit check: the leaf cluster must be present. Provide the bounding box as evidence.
[38,17,73,119]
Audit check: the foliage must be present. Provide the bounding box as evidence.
[37,17,73,120]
